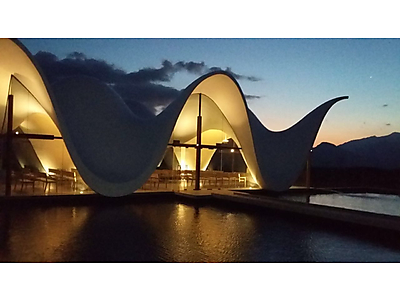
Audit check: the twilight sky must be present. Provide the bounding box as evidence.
[19,38,400,146]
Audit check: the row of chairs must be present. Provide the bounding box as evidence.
[13,168,77,193]
[142,169,247,190]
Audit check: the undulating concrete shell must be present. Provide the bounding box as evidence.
[1,38,347,196]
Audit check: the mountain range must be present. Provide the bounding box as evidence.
[311,132,400,170]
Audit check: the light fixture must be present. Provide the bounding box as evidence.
[231,149,235,153]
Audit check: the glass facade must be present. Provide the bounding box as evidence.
[1,80,258,197]
[1,76,91,196]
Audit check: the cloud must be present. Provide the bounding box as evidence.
[34,51,126,84]
[113,82,181,114]
[382,104,388,107]
[124,60,176,84]
[33,51,261,112]
[209,67,261,82]
[124,60,261,84]
[67,52,87,60]
[175,61,207,74]
[386,123,391,126]
[245,94,261,100]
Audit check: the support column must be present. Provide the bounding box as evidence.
[4,95,14,196]
[194,93,202,190]
[306,149,312,190]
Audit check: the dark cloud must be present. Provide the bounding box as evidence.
[113,82,181,114]
[175,61,206,74]
[245,94,261,100]
[386,123,391,126]
[33,51,261,112]
[124,60,176,84]
[34,52,180,112]
[383,104,388,107]
[34,51,126,84]
[124,60,261,84]
[66,52,87,60]
[208,66,261,82]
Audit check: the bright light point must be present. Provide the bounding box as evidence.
[222,138,229,143]
[79,191,83,194]
[15,131,19,134]
[231,149,235,153]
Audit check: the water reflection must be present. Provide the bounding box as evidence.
[0,206,89,262]
[310,193,400,217]
[1,200,400,262]
[132,203,257,262]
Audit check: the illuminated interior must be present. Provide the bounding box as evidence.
[1,38,344,196]
[0,39,75,175]
[170,93,240,171]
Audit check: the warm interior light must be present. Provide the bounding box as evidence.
[43,166,49,174]
[231,149,235,153]
[15,131,19,134]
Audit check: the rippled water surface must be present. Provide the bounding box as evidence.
[1,199,400,262]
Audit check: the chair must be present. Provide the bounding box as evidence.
[34,172,57,192]
[14,168,35,192]
[143,173,159,190]
[229,172,239,187]
[222,172,230,187]
[48,168,76,192]
[180,171,193,188]
[238,173,247,187]
[214,171,224,187]
[157,170,170,188]
[61,170,77,191]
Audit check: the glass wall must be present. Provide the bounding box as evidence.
[1,82,258,196]
[139,93,258,192]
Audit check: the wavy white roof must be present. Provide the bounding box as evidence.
[1,38,347,196]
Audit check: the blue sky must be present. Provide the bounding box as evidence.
[20,38,400,146]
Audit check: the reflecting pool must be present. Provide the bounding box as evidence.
[1,199,400,262]
[283,193,400,217]
[311,193,400,217]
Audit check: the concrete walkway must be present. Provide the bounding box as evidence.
[176,188,400,232]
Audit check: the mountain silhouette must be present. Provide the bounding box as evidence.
[312,132,400,170]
